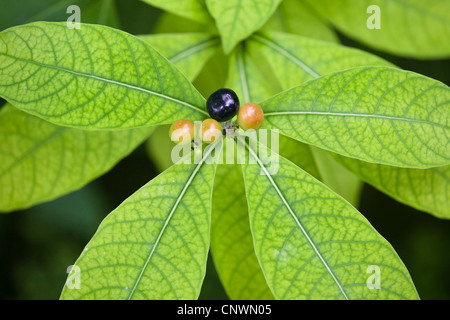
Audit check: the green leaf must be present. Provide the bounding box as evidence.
[334,155,450,218]
[0,22,208,130]
[211,163,274,300]
[302,0,450,59]
[263,0,338,43]
[226,43,274,104]
[277,134,362,208]
[277,134,321,182]
[311,148,362,208]
[60,143,219,299]
[249,31,392,91]
[206,0,282,54]
[146,124,174,173]
[141,0,212,24]
[261,66,450,168]
[238,138,419,299]
[192,49,228,98]
[139,33,220,81]
[0,104,152,212]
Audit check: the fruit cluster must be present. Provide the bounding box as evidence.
[169,88,264,145]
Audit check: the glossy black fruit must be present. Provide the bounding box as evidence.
[206,88,240,122]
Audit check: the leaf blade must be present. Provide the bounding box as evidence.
[311,147,362,208]
[261,66,450,168]
[0,104,152,212]
[239,138,419,299]
[335,155,450,218]
[60,144,219,300]
[302,0,450,59]
[0,22,208,129]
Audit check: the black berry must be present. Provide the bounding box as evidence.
[206,88,240,122]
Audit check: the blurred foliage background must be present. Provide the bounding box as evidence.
[0,0,449,300]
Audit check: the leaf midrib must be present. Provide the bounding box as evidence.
[169,37,220,63]
[251,33,320,78]
[226,0,243,52]
[126,140,220,299]
[0,52,209,117]
[264,110,448,129]
[242,140,349,300]
[236,46,251,103]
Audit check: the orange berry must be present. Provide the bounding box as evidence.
[201,119,222,143]
[237,103,264,130]
[169,119,195,144]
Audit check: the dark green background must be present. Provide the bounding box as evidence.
[0,0,449,300]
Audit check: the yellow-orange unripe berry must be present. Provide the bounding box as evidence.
[201,119,222,143]
[169,119,195,144]
[237,103,264,130]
